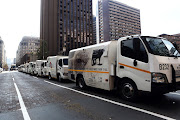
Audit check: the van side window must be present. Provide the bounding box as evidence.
[121,39,136,60]
[121,38,148,63]
[59,59,62,67]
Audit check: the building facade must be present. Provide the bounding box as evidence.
[0,37,6,68]
[98,0,141,42]
[159,33,180,51]
[93,16,97,44]
[16,36,40,65]
[40,0,94,56]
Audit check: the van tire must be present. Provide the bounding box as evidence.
[77,77,86,89]
[119,80,138,101]
[41,72,44,77]
[58,74,63,82]
[48,73,52,80]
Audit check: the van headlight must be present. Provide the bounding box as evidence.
[151,73,168,83]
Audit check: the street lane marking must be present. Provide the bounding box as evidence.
[33,76,38,79]
[12,78,15,82]
[14,82,31,120]
[44,80,175,120]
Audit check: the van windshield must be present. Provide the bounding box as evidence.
[141,37,180,57]
[63,59,68,65]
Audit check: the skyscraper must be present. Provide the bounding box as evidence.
[40,0,94,56]
[93,16,97,44]
[98,0,141,42]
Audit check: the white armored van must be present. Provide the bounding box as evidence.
[30,62,36,75]
[47,56,68,82]
[68,35,180,101]
[41,60,48,77]
[29,62,36,75]
[35,60,46,76]
[22,64,26,73]
[25,63,29,73]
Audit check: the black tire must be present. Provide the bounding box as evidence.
[48,73,52,80]
[41,72,44,77]
[58,74,63,82]
[119,80,138,101]
[77,77,86,89]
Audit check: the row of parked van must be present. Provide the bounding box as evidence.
[18,35,180,101]
[18,56,69,82]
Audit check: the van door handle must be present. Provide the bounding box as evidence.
[120,66,124,69]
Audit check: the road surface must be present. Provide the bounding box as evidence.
[0,71,180,120]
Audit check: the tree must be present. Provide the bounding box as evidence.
[36,39,48,60]
[3,63,8,71]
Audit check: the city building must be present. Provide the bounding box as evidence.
[98,0,141,42]
[0,37,6,68]
[16,36,40,65]
[40,0,94,56]
[159,33,180,51]
[13,58,16,64]
[93,16,97,44]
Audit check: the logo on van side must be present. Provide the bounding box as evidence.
[92,49,105,66]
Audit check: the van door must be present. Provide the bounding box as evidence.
[118,37,151,92]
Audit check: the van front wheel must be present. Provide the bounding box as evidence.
[120,80,138,101]
[77,77,86,89]
[58,74,63,82]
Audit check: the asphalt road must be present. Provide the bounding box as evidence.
[0,71,180,120]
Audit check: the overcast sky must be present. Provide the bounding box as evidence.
[0,0,40,59]
[0,0,180,60]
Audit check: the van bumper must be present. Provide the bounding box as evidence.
[151,82,180,94]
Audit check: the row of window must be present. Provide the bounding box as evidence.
[109,1,139,15]
[109,12,140,23]
[110,25,141,32]
[109,7,140,20]
[110,18,140,26]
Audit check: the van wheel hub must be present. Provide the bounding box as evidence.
[122,83,134,98]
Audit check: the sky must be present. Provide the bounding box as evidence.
[0,0,180,60]
[0,0,40,60]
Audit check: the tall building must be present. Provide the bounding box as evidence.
[93,16,97,44]
[16,36,40,65]
[98,0,141,42]
[0,37,6,68]
[40,0,94,56]
[159,33,180,51]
